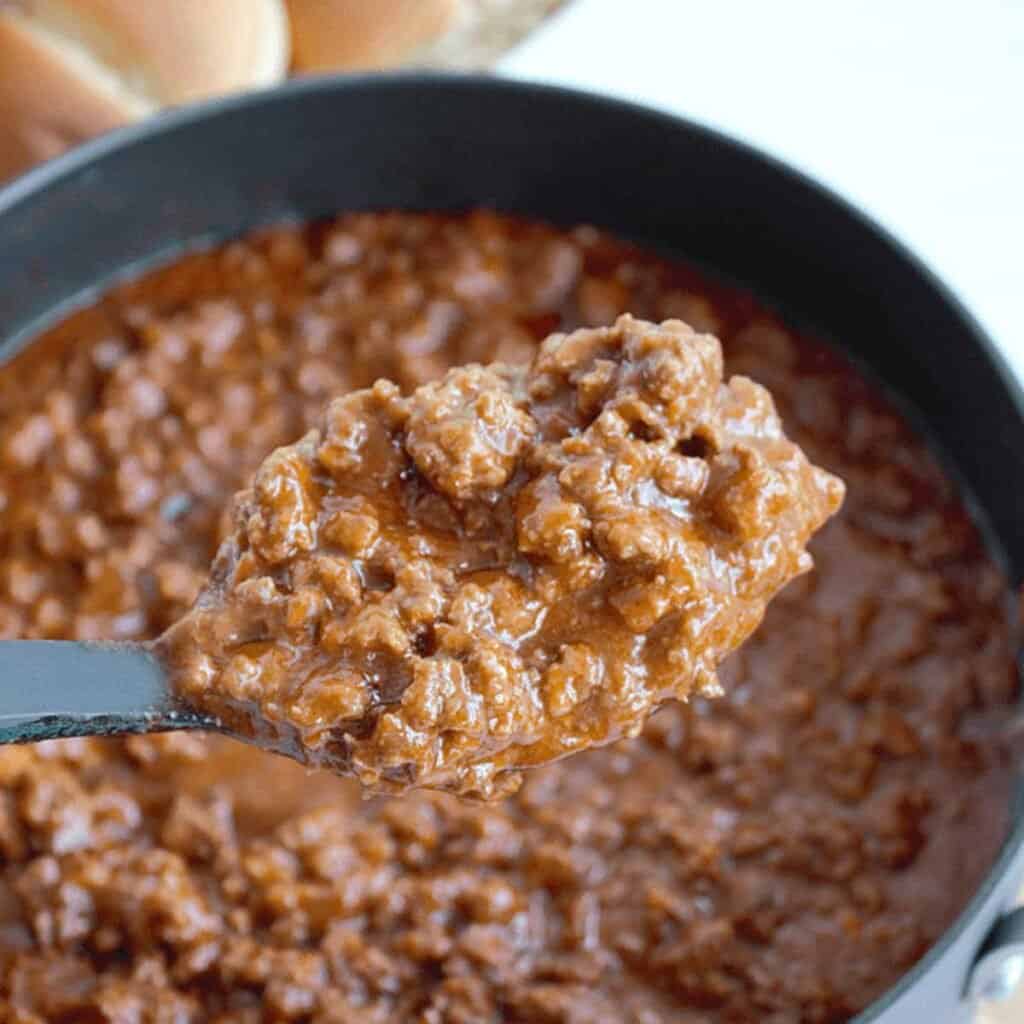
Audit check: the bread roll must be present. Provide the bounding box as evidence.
[286,0,457,72]
[0,0,289,180]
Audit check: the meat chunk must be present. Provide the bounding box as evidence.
[160,316,843,797]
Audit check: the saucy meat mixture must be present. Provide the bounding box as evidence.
[0,212,1017,1022]
[162,316,841,797]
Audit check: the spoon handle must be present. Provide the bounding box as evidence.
[0,640,214,743]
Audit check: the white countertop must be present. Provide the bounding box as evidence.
[502,0,1024,385]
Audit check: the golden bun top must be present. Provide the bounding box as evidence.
[0,0,289,179]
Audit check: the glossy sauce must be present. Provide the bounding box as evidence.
[0,212,1016,1021]
[160,316,841,797]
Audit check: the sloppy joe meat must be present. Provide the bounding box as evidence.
[0,212,1016,1023]
[161,316,842,797]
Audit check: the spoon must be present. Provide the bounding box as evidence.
[0,640,215,744]
[0,317,845,799]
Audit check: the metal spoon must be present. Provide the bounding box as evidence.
[0,640,215,744]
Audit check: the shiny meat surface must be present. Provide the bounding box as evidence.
[0,212,1017,1022]
[160,316,842,796]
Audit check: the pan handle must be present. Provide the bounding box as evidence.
[968,906,1024,1005]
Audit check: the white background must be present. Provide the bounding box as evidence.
[502,0,1024,384]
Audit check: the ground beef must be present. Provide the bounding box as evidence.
[160,316,841,797]
[0,211,1016,1022]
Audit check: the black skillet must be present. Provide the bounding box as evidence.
[0,74,1021,1021]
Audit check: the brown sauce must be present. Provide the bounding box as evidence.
[0,212,1017,1021]
[160,316,841,797]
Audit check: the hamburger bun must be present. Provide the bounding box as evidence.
[286,0,457,72]
[0,0,289,179]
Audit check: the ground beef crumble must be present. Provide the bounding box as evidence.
[160,316,841,797]
[0,212,1016,1022]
